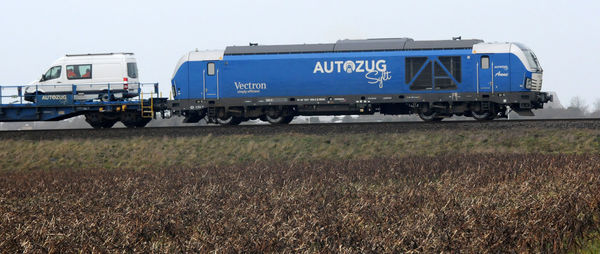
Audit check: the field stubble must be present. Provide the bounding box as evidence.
[0,154,599,252]
[1,128,600,252]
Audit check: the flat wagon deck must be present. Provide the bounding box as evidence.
[0,83,167,128]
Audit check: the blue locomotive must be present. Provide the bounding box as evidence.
[171,37,551,124]
[171,37,552,124]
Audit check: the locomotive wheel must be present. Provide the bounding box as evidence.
[471,111,495,121]
[183,110,206,123]
[418,111,443,122]
[217,116,243,126]
[265,115,294,125]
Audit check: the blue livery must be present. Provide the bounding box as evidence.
[171,38,550,123]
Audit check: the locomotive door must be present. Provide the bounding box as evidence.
[477,55,493,93]
[204,62,219,99]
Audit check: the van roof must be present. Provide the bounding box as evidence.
[65,53,134,57]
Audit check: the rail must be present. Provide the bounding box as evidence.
[0,82,160,106]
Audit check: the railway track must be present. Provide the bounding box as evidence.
[0,118,599,140]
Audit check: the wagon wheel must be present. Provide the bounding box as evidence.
[120,111,140,128]
[100,119,118,128]
[85,113,117,129]
[84,113,104,129]
[120,111,152,128]
[134,118,152,128]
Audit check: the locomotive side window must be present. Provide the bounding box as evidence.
[405,57,432,90]
[207,62,215,76]
[481,56,490,69]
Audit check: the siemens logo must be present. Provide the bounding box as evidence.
[234,82,267,94]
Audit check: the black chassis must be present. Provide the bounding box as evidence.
[169,91,552,121]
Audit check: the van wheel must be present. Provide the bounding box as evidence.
[99,92,116,102]
[24,92,43,103]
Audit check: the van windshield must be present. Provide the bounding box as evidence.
[127,63,138,79]
[43,66,62,81]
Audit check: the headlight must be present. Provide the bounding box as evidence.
[525,78,532,89]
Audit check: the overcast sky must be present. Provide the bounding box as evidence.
[1,0,598,107]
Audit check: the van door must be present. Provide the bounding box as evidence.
[204,62,219,99]
[477,55,492,93]
[40,65,63,84]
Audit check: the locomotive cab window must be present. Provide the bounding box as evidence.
[481,56,490,69]
[207,62,215,76]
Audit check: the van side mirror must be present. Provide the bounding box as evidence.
[40,74,46,81]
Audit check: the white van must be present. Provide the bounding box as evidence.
[25,53,140,102]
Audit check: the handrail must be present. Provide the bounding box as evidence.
[0,82,160,105]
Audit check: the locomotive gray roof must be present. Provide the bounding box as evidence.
[224,43,336,55]
[224,38,483,55]
[404,40,484,50]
